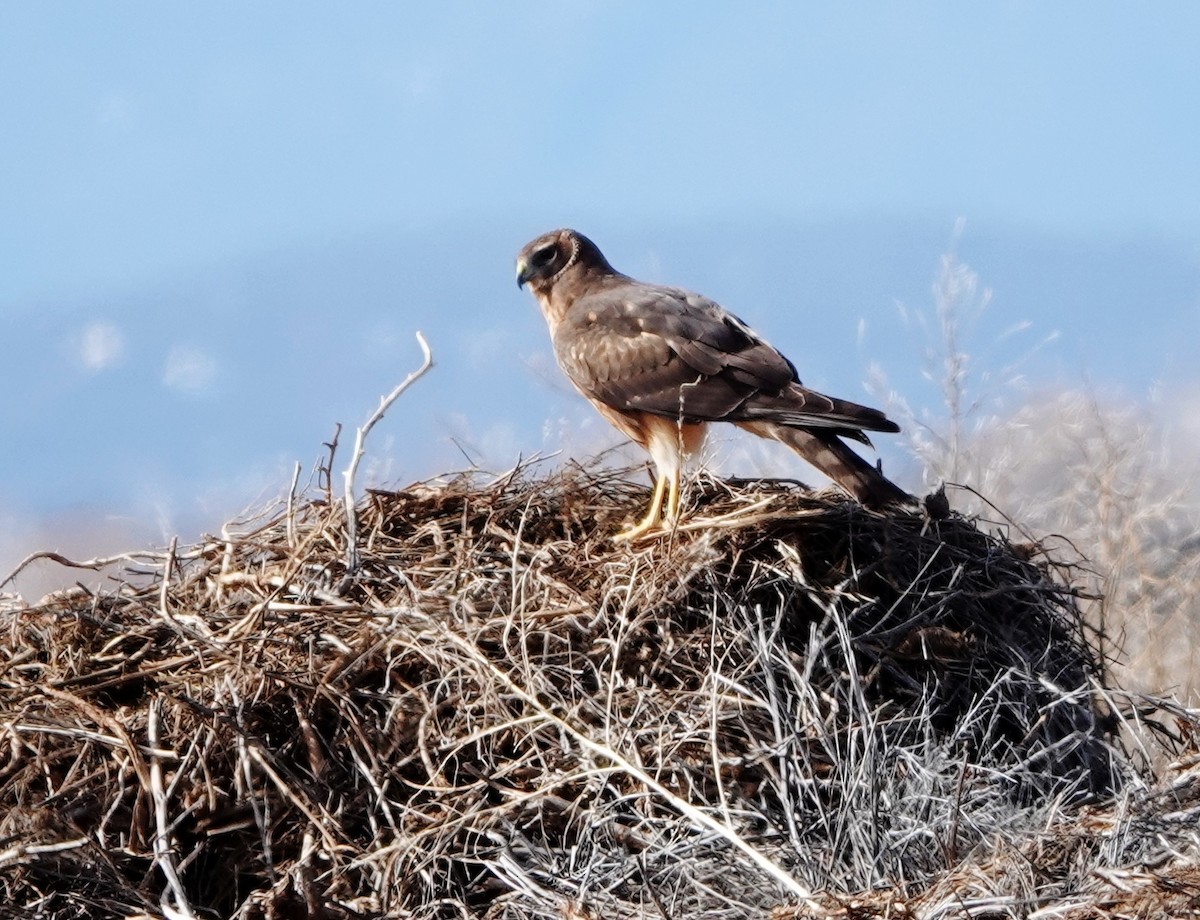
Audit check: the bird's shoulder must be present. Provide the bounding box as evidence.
[552,278,797,391]
[559,279,751,341]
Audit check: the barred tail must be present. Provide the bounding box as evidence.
[737,422,912,509]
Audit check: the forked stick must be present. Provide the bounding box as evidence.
[342,332,434,577]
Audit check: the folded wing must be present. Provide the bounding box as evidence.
[553,284,896,442]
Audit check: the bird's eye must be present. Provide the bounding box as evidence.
[531,244,558,267]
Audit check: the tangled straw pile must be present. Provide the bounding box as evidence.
[2,464,1198,919]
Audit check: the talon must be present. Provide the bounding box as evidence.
[613,473,669,542]
[613,518,661,542]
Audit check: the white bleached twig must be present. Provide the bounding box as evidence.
[342,331,434,575]
[148,698,197,920]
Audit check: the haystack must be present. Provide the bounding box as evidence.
[1,464,1197,919]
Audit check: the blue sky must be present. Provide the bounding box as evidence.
[3,4,1199,594]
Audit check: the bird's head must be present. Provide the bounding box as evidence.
[515,228,612,293]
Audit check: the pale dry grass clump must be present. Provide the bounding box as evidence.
[867,244,1200,703]
[1,465,1196,919]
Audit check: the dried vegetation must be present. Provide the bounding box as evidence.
[2,465,1198,919]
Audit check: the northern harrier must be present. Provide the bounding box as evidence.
[516,228,910,540]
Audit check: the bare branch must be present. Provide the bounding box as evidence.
[342,331,434,576]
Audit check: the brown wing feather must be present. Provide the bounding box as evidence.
[553,282,896,439]
[553,285,782,419]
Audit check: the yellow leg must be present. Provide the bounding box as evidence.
[614,473,668,542]
[665,467,682,524]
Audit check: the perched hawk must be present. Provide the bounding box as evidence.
[516,228,911,540]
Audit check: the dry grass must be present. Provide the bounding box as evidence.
[866,243,1200,703]
[1,464,1197,919]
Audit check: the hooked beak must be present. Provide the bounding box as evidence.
[515,257,531,289]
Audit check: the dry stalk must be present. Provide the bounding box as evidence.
[342,330,434,576]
